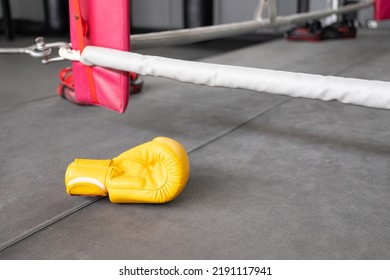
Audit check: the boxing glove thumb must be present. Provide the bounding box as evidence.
[65,137,190,203]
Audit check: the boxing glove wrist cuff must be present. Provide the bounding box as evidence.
[65,159,114,196]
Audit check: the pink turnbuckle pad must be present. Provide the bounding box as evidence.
[375,0,390,21]
[68,0,130,113]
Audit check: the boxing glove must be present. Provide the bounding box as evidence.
[65,137,190,203]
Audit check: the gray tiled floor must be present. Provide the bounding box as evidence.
[0,29,389,259]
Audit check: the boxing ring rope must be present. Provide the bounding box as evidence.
[130,0,374,49]
[62,46,389,110]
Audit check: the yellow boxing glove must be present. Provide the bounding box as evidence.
[65,137,190,203]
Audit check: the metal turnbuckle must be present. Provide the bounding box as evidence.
[0,37,71,64]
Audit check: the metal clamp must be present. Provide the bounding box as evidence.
[41,40,72,64]
[0,37,71,64]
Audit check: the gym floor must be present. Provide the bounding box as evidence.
[0,28,389,259]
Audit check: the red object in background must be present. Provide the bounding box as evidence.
[375,0,390,21]
[285,20,356,42]
[285,20,323,42]
[321,21,356,40]
[129,72,144,94]
[57,67,78,104]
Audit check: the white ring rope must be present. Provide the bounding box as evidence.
[63,46,390,110]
